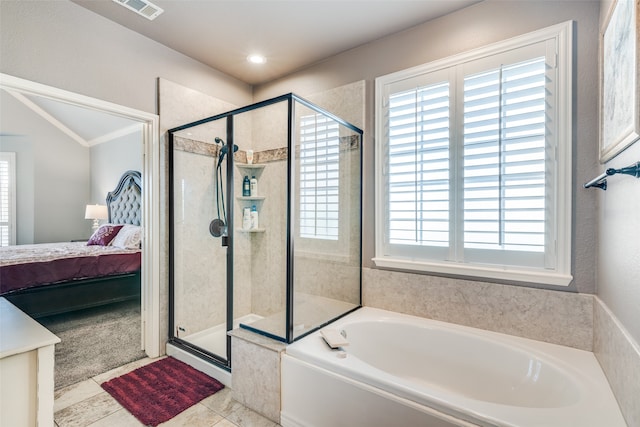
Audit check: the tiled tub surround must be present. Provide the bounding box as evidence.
[363,268,593,351]
[363,268,640,426]
[594,297,640,427]
[230,328,287,424]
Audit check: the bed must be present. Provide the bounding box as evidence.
[1,170,143,318]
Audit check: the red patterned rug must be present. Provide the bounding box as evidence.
[101,357,224,426]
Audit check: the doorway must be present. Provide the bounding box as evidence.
[0,73,160,358]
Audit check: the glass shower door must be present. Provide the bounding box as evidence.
[169,119,231,365]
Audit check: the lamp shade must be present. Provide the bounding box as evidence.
[85,204,108,220]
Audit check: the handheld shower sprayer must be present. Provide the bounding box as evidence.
[210,136,239,238]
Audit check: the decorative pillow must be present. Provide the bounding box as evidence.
[110,224,142,249]
[87,224,123,246]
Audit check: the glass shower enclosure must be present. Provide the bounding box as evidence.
[168,93,362,370]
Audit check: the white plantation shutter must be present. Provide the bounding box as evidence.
[0,152,16,246]
[387,82,450,250]
[375,22,573,285]
[462,57,548,266]
[299,114,340,240]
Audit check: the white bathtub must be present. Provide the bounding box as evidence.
[281,307,626,427]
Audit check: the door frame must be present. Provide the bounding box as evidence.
[0,73,161,357]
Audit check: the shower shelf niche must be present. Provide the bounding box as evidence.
[236,196,265,201]
[236,163,266,176]
[236,164,266,204]
[236,228,266,233]
[236,163,266,169]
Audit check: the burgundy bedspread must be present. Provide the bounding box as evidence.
[0,242,141,294]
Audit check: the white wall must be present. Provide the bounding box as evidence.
[254,0,601,295]
[596,135,640,346]
[596,0,640,347]
[0,91,90,244]
[90,131,143,202]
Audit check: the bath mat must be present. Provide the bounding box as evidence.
[101,357,224,426]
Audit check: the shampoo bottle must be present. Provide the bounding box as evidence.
[250,176,258,196]
[242,207,251,230]
[250,205,259,230]
[242,175,250,197]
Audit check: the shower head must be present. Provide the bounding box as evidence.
[216,137,239,168]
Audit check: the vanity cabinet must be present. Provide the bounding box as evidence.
[0,297,60,427]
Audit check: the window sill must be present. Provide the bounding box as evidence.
[372,257,573,287]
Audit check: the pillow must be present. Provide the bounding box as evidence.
[110,224,142,249]
[87,224,123,246]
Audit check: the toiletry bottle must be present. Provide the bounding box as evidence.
[250,205,259,230]
[242,207,251,230]
[242,175,250,197]
[250,175,258,196]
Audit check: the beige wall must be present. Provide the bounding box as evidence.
[255,0,601,294]
[0,0,252,116]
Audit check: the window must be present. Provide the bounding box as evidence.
[374,22,573,286]
[0,152,16,246]
[299,113,340,240]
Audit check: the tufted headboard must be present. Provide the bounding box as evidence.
[106,170,142,226]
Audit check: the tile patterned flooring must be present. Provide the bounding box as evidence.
[54,357,280,427]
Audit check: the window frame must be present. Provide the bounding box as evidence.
[374,21,573,286]
[0,152,16,246]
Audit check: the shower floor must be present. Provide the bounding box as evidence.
[182,294,357,354]
[182,313,263,357]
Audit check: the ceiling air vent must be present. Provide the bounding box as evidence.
[113,0,164,21]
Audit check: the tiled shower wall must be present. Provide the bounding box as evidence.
[172,138,253,336]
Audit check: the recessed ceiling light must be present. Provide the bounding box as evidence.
[247,54,267,64]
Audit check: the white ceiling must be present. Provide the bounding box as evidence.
[72,0,480,86]
[0,88,141,146]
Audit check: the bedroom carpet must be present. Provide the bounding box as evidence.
[38,299,146,390]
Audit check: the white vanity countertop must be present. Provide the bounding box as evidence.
[0,297,60,359]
